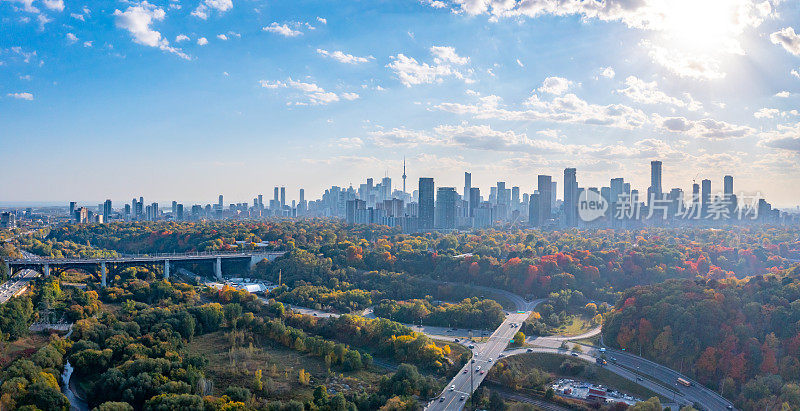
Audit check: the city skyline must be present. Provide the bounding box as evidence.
[2,1,800,207]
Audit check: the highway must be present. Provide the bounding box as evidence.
[427,310,531,410]
[0,268,38,304]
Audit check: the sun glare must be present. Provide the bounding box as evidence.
[657,0,747,55]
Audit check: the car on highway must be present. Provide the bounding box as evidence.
[450,385,455,391]
[479,370,484,374]
[459,396,464,401]
[488,358,492,362]
[636,377,643,381]
[571,353,579,357]
[454,338,460,343]
[463,369,467,374]
[476,366,481,371]
[526,348,533,352]
[439,397,445,402]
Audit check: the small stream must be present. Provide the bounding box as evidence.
[61,361,88,411]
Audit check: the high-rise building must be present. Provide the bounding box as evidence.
[280,187,286,208]
[176,204,184,220]
[69,201,76,218]
[701,179,711,217]
[464,172,471,201]
[418,177,435,229]
[723,175,733,197]
[74,207,89,223]
[469,187,480,217]
[218,195,223,209]
[537,175,552,226]
[564,168,577,227]
[435,187,457,229]
[649,160,663,205]
[258,194,263,208]
[103,199,112,222]
[529,192,540,226]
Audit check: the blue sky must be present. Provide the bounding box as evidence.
[1,0,799,208]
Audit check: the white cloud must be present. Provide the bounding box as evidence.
[197,37,208,46]
[70,13,85,21]
[8,92,34,100]
[217,34,228,40]
[387,46,473,87]
[657,116,754,139]
[66,32,78,44]
[793,69,800,79]
[770,27,800,56]
[192,0,233,20]
[259,78,358,105]
[754,108,780,119]
[759,122,800,152]
[437,90,649,130]
[263,22,302,37]
[640,40,725,80]
[516,59,524,67]
[316,49,373,64]
[83,41,92,47]
[42,0,63,12]
[175,34,189,42]
[617,76,702,111]
[114,2,190,60]
[316,16,327,24]
[775,91,791,98]
[537,76,572,95]
[600,66,615,79]
[430,46,469,65]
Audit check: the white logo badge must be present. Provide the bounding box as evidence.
[578,190,608,222]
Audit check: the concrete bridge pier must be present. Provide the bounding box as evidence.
[43,263,50,277]
[101,261,107,288]
[214,257,222,280]
[164,260,170,280]
[6,262,12,278]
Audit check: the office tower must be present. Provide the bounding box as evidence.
[124,204,131,216]
[511,186,520,209]
[346,199,366,224]
[649,160,663,205]
[701,179,711,218]
[75,207,88,223]
[218,195,223,209]
[418,177,435,229]
[724,175,733,197]
[299,189,305,204]
[489,186,497,204]
[402,158,407,193]
[692,183,700,213]
[103,199,112,222]
[172,201,178,216]
[537,175,552,226]
[529,193,540,226]
[273,187,279,205]
[435,187,458,229]
[668,188,683,218]
[469,187,480,217]
[258,194,263,208]
[381,177,391,200]
[280,187,286,207]
[610,178,625,203]
[69,201,76,217]
[564,168,577,227]
[151,202,159,220]
[464,172,472,200]
[551,181,557,209]
[176,204,184,220]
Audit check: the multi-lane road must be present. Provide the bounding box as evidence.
[427,310,531,410]
[0,268,38,304]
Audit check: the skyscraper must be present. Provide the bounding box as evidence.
[564,168,577,227]
[418,177,434,229]
[701,179,711,217]
[435,187,457,229]
[464,172,471,201]
[218,195,223,209]
[537,175,552,226]
[103,199,112,222]
[723,175,733,197]
[69,201,76,218]
[469,187,480,218]
[649,160,662,205]
[280,187,286,208]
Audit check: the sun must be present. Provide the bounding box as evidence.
[656,0,749,55]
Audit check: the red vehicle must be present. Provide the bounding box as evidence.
[677,378,692,387]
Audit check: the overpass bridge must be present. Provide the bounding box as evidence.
[6,250,286,287]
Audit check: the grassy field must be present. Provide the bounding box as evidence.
[496,353,665,402]
[552,316,593,337]
[0,334,50,368]
[188,331,389,402]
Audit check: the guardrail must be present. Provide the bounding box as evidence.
[7,250,287,264]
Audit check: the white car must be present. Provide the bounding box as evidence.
[450,385,455,391]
